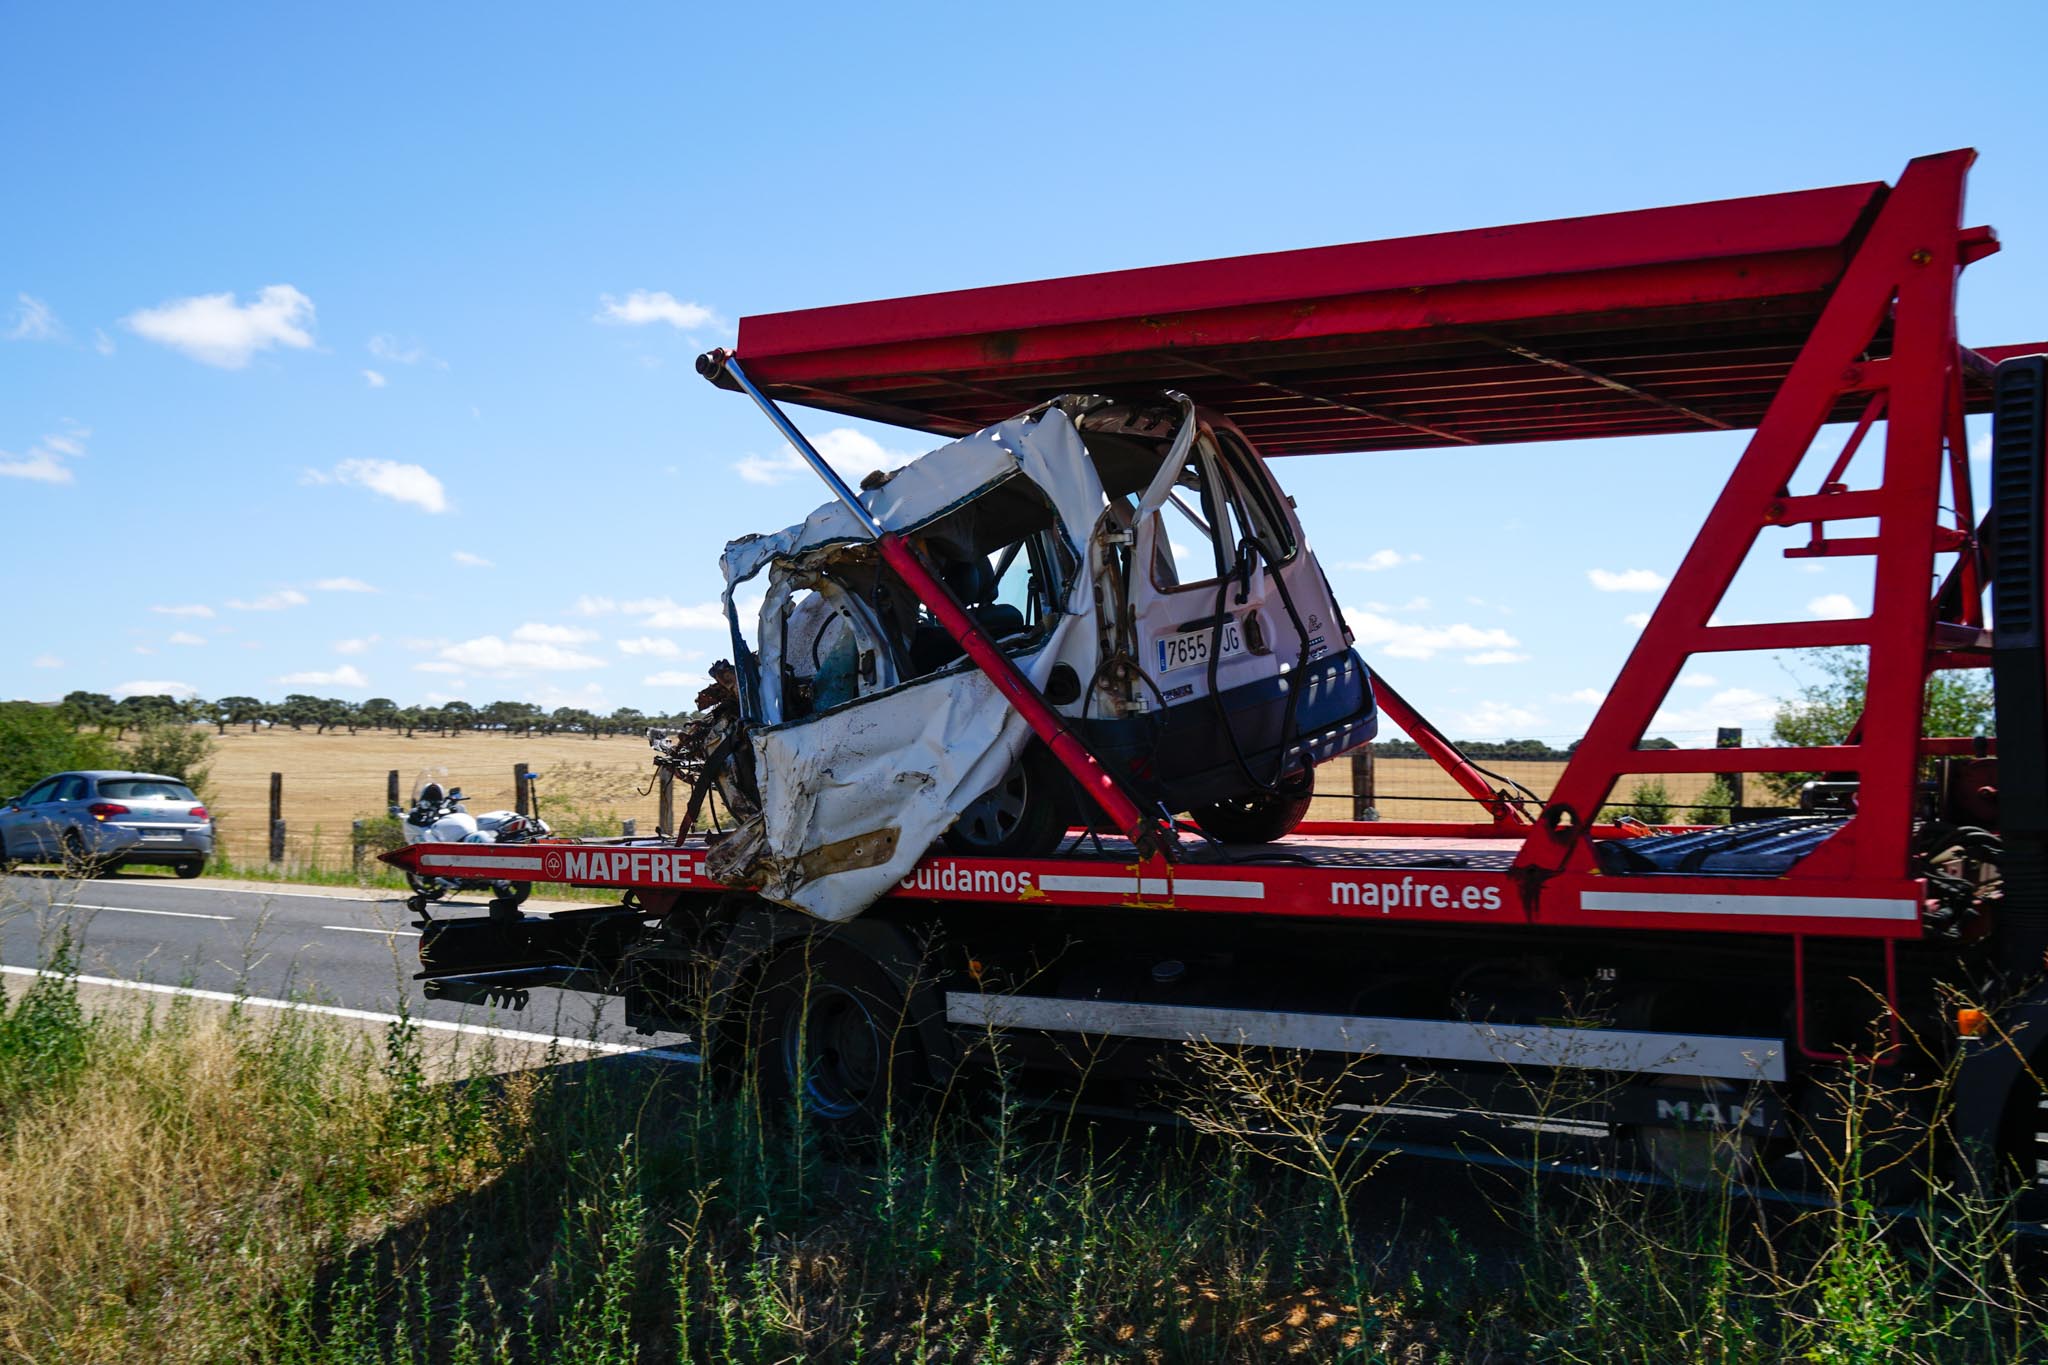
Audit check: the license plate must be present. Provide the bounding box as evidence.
[1155,620,1246,674]
[140,832,182,842]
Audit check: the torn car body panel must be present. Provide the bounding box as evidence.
[704,386,1379,922]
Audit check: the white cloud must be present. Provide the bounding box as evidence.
[617,636,681,657]
[123,284,315,368]
[413,661,462,674]
[276,665,369,688]
[512,622,599,645]
[1623,611,1651,630]
[313,577,377,593]
[0,425,89,484]
[437,636,606,674]
[31,654,61,669]
[166,631,206,647]
[451,550,493,568]
[1452,700,1546,736]
[1649,687,1781,742]
[334,636,379,655]
[367,335,442,367]
[643,670,710,688]
[1345,607,1520,662]
[1588,568,1669,593]
[5,294,63,342]
[227,589,309,611]
[1364,596,1432,613]
[1465,649,1529,665]
[304,458,448,514]
[133,646,155,655]
[614,596,732,630]
[1676,671,1718,689]
[595,291,718,329]
[1808,593,1860,619]
[573,595,618,616]
[362,368,387,388]
[735,427,920,486]
[151,603,215,618]
[1566,687,1607,705]
[1336,549,1421,572]
[93,329,114,356]
[113,680,198,699]
[1972,432,1992,465]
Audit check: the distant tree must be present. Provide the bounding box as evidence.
[360,698,399,731]
[608,707,647,740]
[1766,649,1994,800]
[122,723,216,801]
[59,691,115,734]
[440,701,476,734]
[215,695,265,734]
[0,702,121,796]
[394,706,421,739]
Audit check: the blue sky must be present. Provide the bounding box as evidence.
[3,4,2043,744]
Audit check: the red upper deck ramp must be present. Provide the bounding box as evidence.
[716,165,2018,455]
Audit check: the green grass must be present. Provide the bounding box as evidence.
[0,934,2043,1362]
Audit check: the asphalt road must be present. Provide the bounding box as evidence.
[0,870,693,1057]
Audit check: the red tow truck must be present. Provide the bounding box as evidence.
[387,149,2048,1197]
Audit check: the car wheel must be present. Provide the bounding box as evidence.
[0,830,13,874]
[753,938,929,1140]
[174,859,204,880]
[60,828,104,879]
[1191,770,1317,844]
[943,743,1069,857]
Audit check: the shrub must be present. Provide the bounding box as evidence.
[1623,777,1672,823]
[0,702,119,799]
[119,721,216,802]
[1692,774,1737,825]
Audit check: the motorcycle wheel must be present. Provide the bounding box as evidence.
[405,870,448,902]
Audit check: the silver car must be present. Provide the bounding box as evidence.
[0,770,213,878]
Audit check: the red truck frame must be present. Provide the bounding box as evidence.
[388,149,2048,1200]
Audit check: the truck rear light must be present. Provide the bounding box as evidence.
[88,802,130,820]
[189,806,208,820]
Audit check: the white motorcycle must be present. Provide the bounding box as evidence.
[395,772,550,914]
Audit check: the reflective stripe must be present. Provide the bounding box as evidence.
[1034,874,1265,900]
[1579,890,1919,921]
[946,992,1787,1082]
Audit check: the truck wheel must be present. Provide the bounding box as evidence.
[944,743,1069,857]
[1191,771,1315,844]
[755,937,928,1138]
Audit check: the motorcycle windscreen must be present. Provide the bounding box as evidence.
[708,408,1105,921]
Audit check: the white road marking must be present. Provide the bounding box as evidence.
[323,924,423,937]
[0,964,700,1063]
[55,902,234,922]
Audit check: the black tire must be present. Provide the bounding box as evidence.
[0,830,13,874]
[405,870,448,902]
[1191,770,1316,844]
[753,937,928,1139]
[943,743,1070,856]
[491,880,533,907]
[60,828,104,879]
[174,859,204,880]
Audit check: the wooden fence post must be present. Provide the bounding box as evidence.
[513,762,530,817]
[387,769,401,812]
[657,768,675,837]
[1351,750,1377,821]
[268,771,285,864]
[1716,727,1745,815]
[351,819,365,873]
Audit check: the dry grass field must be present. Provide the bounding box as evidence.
[203,728,1753,865]
[204,728,668,864]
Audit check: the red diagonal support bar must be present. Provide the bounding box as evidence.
[1517,150,1979,883]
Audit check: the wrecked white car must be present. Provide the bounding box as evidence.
[686,386,1378,921]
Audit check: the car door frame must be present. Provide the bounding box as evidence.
[3,776,66,858]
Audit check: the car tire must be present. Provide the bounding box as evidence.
[753,937,929,1140]
[943,743,1070,857]
[175,859,204,880]
[60,828,104,879]
[0,830,13,874]
[1191,770,1316,844]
